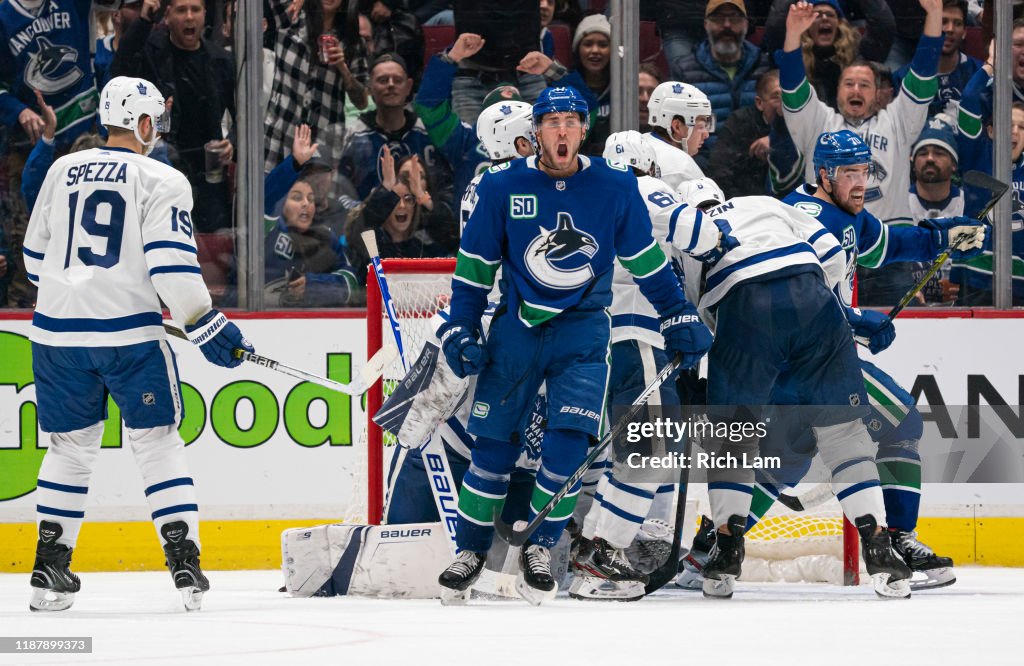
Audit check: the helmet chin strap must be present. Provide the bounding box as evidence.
[133,122,158,156]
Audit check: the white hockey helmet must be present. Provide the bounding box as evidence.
[99,76,169,152]
[476,101,535,161]
[647,81,715,134]
[676,177,725,210]
[603,130,655,173]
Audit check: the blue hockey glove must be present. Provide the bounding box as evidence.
[659,302,713,370]
[185,309,253,369]
[692,217,741,264]
[919,216,986,259]
[846,307,895,355]
[439,321,487,379]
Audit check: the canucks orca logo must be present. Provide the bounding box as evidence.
[524,212,599,289]
[24,36,84,95]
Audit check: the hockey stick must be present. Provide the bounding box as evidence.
[777,482,835,512]
[638,368,704,590]
[362,230,460,556]
[494,353,684,548]
[879,170,1009,323]
[163,323,396,396]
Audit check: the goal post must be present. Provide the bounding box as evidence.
[363,258,859,584]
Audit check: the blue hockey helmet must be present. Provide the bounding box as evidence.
[813,130,872,180]
[532,86,590,128]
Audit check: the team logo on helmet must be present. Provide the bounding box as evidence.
[672,83,683,94]
[524,212,599,289]
[137,82,148,95]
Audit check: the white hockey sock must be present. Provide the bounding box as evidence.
[582,472,660,548]
[128,425,200,550]
[814,419,886,527]
[35,423,104,547]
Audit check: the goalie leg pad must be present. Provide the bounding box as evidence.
[282,522,453,598]
[568,574,645,601]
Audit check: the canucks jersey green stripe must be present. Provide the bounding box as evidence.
[415,99,460,148]
[958,105,983,139]
[864,381,906,424]
[858,224,889,268]
[518,300,561,327]
[877,459,921,489]
[619,242,668,279]
[454,249,500,289]
[457,484,505,526]
[901,69,938,104]
[530,484,579,521]
[54,89,98,135]
[954,252,1024,278]
[781,78,812,112]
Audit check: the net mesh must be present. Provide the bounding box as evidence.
[355,261,856,582]
[350,262,454,525]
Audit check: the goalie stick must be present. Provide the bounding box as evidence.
[163,323,396,396]
[495,353,684,548]
[362,230,460,557]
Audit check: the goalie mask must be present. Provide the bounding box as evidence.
[99,76,170,155]
[647,81,715,135]
[476,100,534,161]
[603,130,655,174]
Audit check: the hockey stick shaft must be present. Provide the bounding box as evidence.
[495,353,684,547]
[163,323,394,397]
[881,171,1009,323]
[362,231,460,556]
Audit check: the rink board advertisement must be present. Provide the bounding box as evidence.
[1,313,1023,570]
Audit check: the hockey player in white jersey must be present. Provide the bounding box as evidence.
[568,131,690,601]
[644,81,711,190]
[22,76,253,612]
[459,99,535,235]
[666,177,913,599]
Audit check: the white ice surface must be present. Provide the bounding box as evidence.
[1,567,1022,666]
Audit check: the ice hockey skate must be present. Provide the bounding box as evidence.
[569,536,647,601]
[29,521,81,612]
[675,514,715,590]
[702,515,745,599]
[161,521,210,611]
[516,544,558,606]
[891,529,955,590]
[438,550,486,606]
[856,517,912,599]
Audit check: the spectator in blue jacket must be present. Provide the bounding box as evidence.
[264,178,359,308]
[669,0,770,161]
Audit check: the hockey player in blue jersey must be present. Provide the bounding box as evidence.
[435,86,712,605]
[770,130,981,588]
[22,76,253,612]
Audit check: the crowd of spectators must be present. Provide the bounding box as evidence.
[0,0,1019,310]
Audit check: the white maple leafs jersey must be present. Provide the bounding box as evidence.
[644,132,705,191]
[668,196,844,332]
[23,146,212,347]
[610,175,684,348]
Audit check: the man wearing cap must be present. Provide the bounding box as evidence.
[670,0,770,160]
[893,118,963,304]
[779,0,944,305]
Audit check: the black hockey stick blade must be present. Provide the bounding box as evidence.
[776,491,805,512]
[962,170,1011,205]
[494,353,685,548]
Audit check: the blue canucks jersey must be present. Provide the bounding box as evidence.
[0,0,113,144]
[783,184,940,306]
[451,155,684,328]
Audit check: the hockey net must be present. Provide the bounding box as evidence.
[356,259,860,584]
